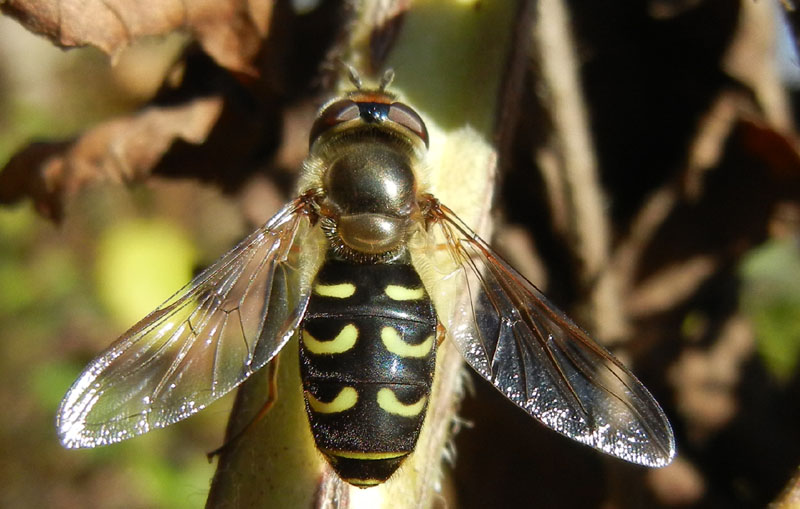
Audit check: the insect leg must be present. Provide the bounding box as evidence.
[436,323,447,347]
[206,356,281,460]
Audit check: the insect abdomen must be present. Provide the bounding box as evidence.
[299,256,437,487]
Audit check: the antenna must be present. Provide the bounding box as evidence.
[379,69,395,91]
[345,63,363,90]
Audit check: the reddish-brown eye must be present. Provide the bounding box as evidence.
[388,102,429,147]
[309,99,360,146]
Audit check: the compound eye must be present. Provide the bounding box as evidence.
[309,99,360,146]
[388,102,429,147]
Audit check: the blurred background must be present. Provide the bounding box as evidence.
[1,1,800,508]
[0,18,248,508]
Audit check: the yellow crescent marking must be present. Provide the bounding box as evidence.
[322,449,407,461]
[344,478,382,487]
[303,324,358,354]
[384,284,425,301]
[306,386,358,414]
[381,327,434,358]
[376,388,427,417]
[314,282,356,298]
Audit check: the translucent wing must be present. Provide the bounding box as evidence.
[57,197,321,448]
[419,197,675,467]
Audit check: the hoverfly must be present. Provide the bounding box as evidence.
[57,72,675,488]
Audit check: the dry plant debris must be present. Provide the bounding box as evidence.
[1,0,800,507]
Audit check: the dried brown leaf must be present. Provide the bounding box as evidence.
[646,457,706,506]
[614,95,800,321]
[627,255,718,319]
[669,316,754,438]
[0,96,223,220]
[0,0,272,74]
[736,118,800,178]
[726,0,793,129]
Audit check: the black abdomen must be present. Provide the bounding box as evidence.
[299,255,437,487]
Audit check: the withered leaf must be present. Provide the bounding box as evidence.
[0,0,273,74]
[0,97,223,221]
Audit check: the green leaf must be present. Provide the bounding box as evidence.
[95,219,196,328]
[740,239,800,381]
